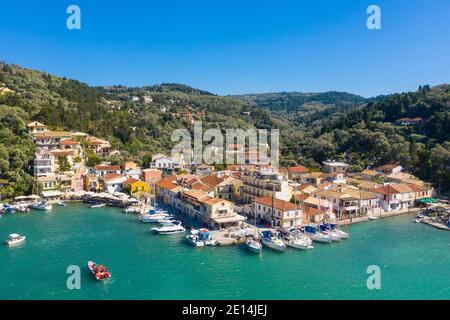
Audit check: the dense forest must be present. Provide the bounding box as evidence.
[0,62,449,198]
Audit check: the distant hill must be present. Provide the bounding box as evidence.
[232,91,367,125]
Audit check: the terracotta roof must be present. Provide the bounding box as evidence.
[94,164,121,171]
[183,189,209,201]
[372,184,413,195]
[255,196,301,212]
[361,169,379,176]
[157,180,178,191]
[49,150,74,157]
[59,139,80,146]
[123,178,139,185]
[304,206,320,216]
[103,173,122,181]
[191,182,213,192]
[199,197,224,206]
[201,175,224,187]
[288,166,308,173]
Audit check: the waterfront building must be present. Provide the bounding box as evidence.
[84,173,101,192]
[302,196,327,223]
[312,189,359,218]
[177,189,245,228]
[371,184,415,212]
[241,169,291,203]
[123,178,148,195]
[103,173,127,194]
[156,180,184,207]
[254,196,302,228]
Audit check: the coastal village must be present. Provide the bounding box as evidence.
[1,120,449,250]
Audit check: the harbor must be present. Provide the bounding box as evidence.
[1,203,449,300]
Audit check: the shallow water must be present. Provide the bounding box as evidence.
[0,203,448,300]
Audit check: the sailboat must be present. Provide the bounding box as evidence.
[245,207,262,254]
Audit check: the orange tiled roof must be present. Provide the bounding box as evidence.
[255,196,301,212]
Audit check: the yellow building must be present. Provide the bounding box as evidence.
[123,178,148,194]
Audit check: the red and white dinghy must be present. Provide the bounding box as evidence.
[87,261,111,281]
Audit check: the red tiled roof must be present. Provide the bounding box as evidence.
[157,180,178,191]
[94,164,121,171]
[288,166,308,173]
[255,196,301,212]
[201,175,224,187]
[103,173,122,181]
[60,139,80,146]
[123,178,139,185]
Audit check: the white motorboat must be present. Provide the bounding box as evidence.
[152,220,186,234]
[90,203,106,208]
[5,234,26,246]
[245,238,262,253]
[260,231,286,252]
[186,234,205,247]
[57,201,67,207]
[29,201,52,211]
[141,212,172,223]
[335,229,349,239]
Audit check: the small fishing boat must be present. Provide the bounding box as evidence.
[29,201,52,211]
[2,205,15,214]
[245,238,262,253]
[186,234,205,247]
[152,220,186,235]
[57,201,67,207]
[5,234,26,246]
[141,212,172,223]
[87,261,111,281]
[90,203,106,209]
[260,231,286,252]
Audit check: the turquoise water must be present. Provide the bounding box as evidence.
[0,203,449,300]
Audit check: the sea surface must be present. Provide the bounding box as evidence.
[0,203,449,300]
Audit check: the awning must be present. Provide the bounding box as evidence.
[345,206,359,211]
[211,214,246,224]
[15,195,40,200]
[42,191,63,198]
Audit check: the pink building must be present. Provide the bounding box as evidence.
[141,169,162,184]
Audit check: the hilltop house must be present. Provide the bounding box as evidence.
[27,121,48,135]
[92,164,121,178]
[376,163,403,175]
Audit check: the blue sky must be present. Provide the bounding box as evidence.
[0,0,449,97]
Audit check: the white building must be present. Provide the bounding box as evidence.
[254,196,302,228]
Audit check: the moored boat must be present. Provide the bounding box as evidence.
[245,238,262,253]
[152,220,186,235]
[260,231,286,252]
[29,201,52,211]
[304,226,332,244]
[186,234,205,247]
[90,203,106,209]
[5,234,26,246]
[87,261,111,281]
